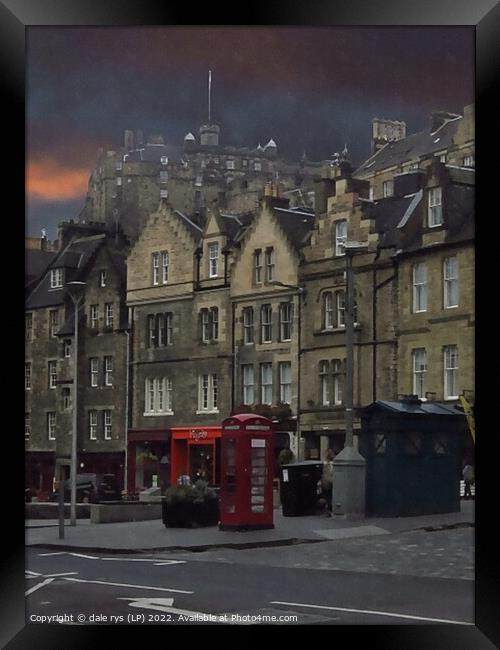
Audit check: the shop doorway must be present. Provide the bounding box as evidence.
[188,442,214,483]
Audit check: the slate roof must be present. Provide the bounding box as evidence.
[124,144,185,164]
[361,195,416,248]
[355,116,463,177]
[272,207,315,248]
[26,235,107,310]
[25,249,57,287]
[174,210,203,243]
[368,400,463,416]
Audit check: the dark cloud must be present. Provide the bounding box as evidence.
[26,26,474,239]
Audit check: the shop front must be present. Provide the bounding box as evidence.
[127,429,170,495]
[302,429,347,460]
[170,426,222,486]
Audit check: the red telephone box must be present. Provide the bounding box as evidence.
[219,414,274,530]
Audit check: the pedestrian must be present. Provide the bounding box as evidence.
[320,449,335,515]
[462,463,474,499]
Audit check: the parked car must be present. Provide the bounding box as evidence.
[50,473,122,503]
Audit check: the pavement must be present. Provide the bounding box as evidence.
[25,499,474,554]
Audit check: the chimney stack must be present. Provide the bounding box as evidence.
[371,118,406,154]
[124,130,134,151]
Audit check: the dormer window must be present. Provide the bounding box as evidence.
[50,268,63,289]
[226,159,235,170]
[428,187,443,227]
[335,220,347,256]
[99,270,107,287]
[208,243,219,278]
[382,180,394,197]
[160,156,168,165]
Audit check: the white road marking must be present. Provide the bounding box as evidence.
[270,601,471,625]
[63,577,193,594]
[25,570,42,577]
[25,578,54,596]
[100,558,186,565]
[38,552,65,556]
[42,572,79,578]
[119,598,248,624]
[68,552,98,559]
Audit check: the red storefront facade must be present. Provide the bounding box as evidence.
[170,426,222,486]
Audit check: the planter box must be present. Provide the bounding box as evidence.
[162,498,219,528]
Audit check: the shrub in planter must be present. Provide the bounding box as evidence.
[162,480,219,528]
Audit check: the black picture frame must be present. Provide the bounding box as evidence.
[6,1,499,647]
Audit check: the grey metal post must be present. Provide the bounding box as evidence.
[344,252,355,448]
[66,281,85,527]
[70,296,79,526]
[58,463,65,539]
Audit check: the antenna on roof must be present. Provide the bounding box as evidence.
[208,70,212,123]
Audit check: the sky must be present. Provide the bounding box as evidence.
[26,26,474,240]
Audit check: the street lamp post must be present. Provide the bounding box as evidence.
[66,281,86,526]
[332,241,368,518]
[268,280,304,460]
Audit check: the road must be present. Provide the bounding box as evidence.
[26,527,474,626]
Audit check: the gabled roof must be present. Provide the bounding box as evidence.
[174,210,203,243]
[355,116,463,177]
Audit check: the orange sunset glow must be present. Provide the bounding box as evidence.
[27,158,90,202]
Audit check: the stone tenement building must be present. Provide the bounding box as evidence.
[79,119,324,244]
[25,223,130,495]
[26,103,474,495]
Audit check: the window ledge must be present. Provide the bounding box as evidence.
[196,409,220,415]
[143,411,174,417]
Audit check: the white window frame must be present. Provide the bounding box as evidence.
[104,356,113,386]
[105,302,114,328]
[463,155,474,168]
[428,187,443,227]
[62,387,72,410]
[254,161,262,172]
[145,378,174,415]
[335,220,347,256]
[162,252,169,284]
[443,256,458,309]
[413,263,427,313]
[50,268,63,289]
[243,307,254,344]
[265,248,275,282]
[201,310,210,342]
[261,304,272,343]
[90,357,99,387]
[90,304,99,329]
[324,292,333,329]
[89,411,98,440]
[25,412,31,439]
[280,303,293,341]
[47,412,56,441]
[336,291,346,328]
[208,243,219,278]
[160,189,169,199]
[49,309,59,337]
[25,313,33,340]
[25,362,31,390]
[197,374,218,413]
[261,363,273,405]
[444,345,459,400]
[242,365,255,406]
[319,361,330,406]
[152,252,160,285]
[333,359,343,405]
[63,339,72,358]
[382,180,394,197]
[104,410,112,440]
[279,362,291,404]
[165,312,173,346]
[412,349,427,399]
[211,307,219,341]
[160,170,169,183]
[48,360,57,389]
[226,159,235,170]
[254,250,263,284]
[99,270,107,287]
